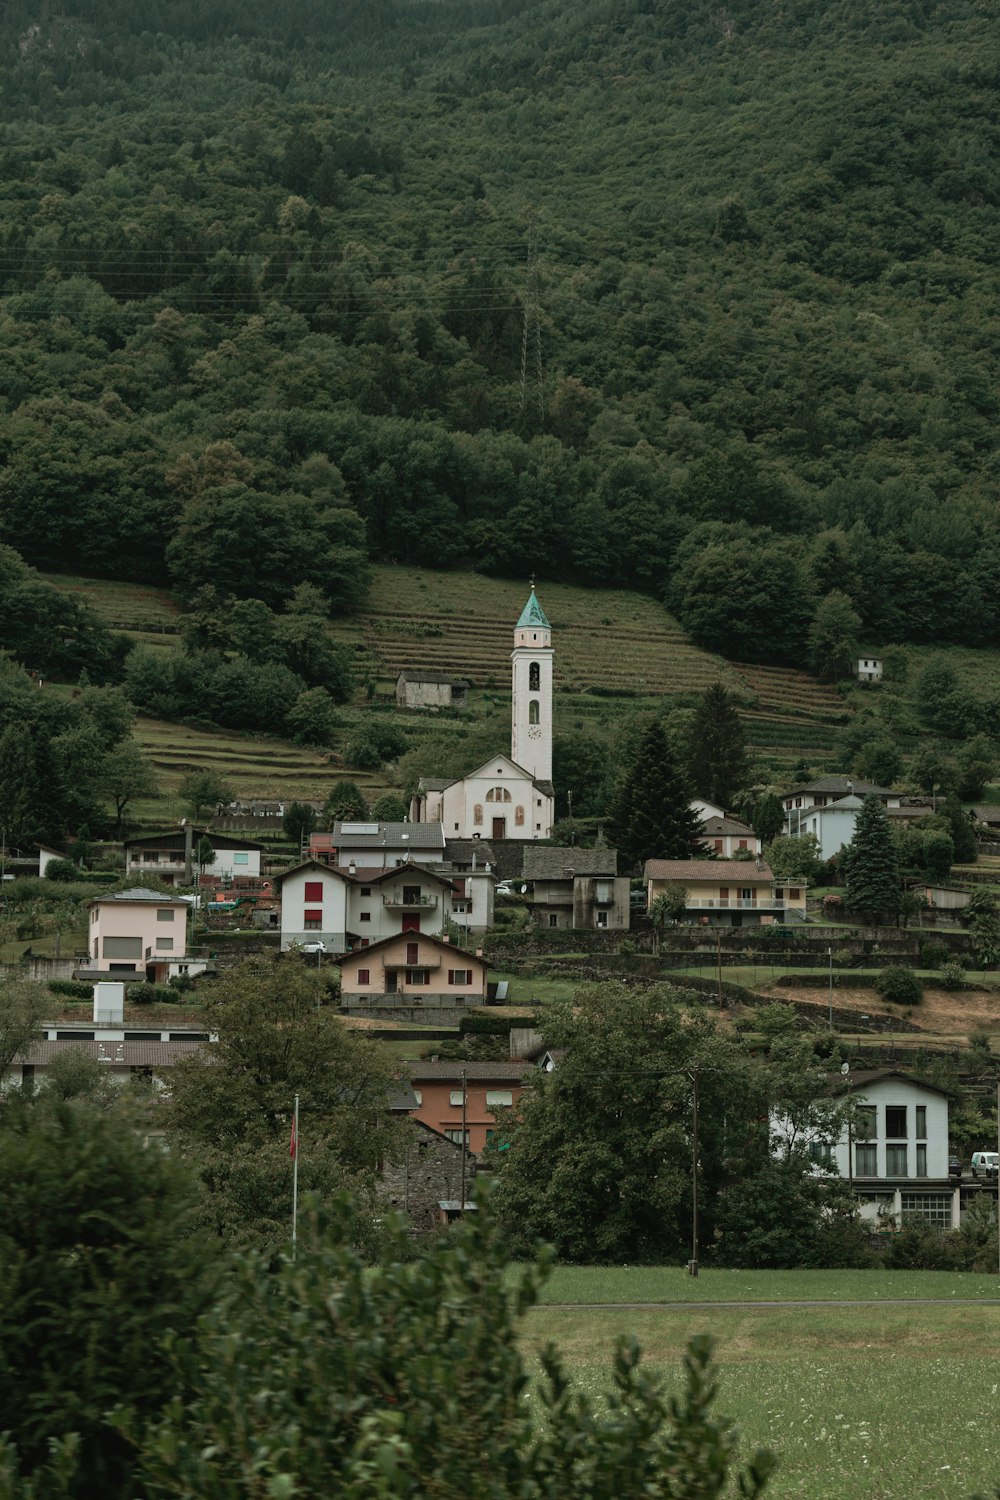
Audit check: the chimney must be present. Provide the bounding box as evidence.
[93,981,124,1026]
[348,860,357,877]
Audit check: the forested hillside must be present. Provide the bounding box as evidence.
[1,0,999,661]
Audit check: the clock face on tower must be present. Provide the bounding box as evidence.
[527,726,542,740]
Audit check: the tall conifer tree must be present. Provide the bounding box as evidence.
[687,682,748,810]
[843,794,901,922]
[612,720,702,869]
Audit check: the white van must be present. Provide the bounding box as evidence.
[971,1151,998,1179]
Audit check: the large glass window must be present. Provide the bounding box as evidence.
[886,1144,908,1176]
[885,1105,907,1138]
[855,1143,877,1176]
[901,1193,951,1225]
[916,1144,928,1177]
[855,1105,877,1141]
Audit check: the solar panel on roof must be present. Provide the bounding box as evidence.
[339,823,380,835]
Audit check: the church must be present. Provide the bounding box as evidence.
[409,587,556,840]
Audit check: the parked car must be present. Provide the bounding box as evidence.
[298,940,327,955]
[948,1155,962,1180]
[971,1151,998,1179]
[495,882,515,897]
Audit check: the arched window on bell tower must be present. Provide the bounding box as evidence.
[529,661,540,691]
[529,699,540,725]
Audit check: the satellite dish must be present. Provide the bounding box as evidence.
[841,1062,850,1075]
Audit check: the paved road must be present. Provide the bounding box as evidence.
[535,1298,1000,1310]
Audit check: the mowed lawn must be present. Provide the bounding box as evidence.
[524,1299,1000,1499]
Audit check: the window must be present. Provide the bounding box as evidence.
[788,888,801,901]
[156,909,175,923]
[808,1141,833,1167]
[596,911,608,928]
[855,1105,876,1141]
[855,1143,877,1176]
[91,907,98,923]
[233,852,249,865]
[901,1193,951,1225]
[450,1090,465,1106]
[412,1089,422,1105]
[359,938,369,948]
[885,1105,907,1139]
[356,968,370,985]
[528,699,540,724]
[485,787,511,802]
[740,888,752,902]
[402,885,421,904]
[486,1089,513,1108]
[360,887,371,896]
[448,969,472,985]
[916,1144,928,1177]
[155,937,174,951]
[406,942,419,965]
[359,912,371,922]
[102,937,142,959]
[444,1129,469,1146]
[304,909,323,929]
[915,1105,927,1138]
[886,1144,908,1176]
[529,661,540,690]
[549,914,558,928]
[304,881,323,902]
[406,969,429,985]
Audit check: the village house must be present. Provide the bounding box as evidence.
[410,589,556,839]
[395,670,469,710]
[855,654,883,683]
[338,931,488,1010]
[522,845,629,930]
[277,858,455,953]
[404,1059,535,1154]
[780,776,901,835]
[697,814,761,858]
[124,828,264,885]
[379,1119,475,1231]
[793,794,937,862]
[309,821,447,868]
[80,888,196,982]
[643,859,807,926]
[791,1070,960,1230]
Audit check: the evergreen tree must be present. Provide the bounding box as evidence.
[842,795,902,923]
[941,792,978,864]
[687,682,748,810]
[0,722,41,846]
[752,792,784,844]
[612,720,702,869]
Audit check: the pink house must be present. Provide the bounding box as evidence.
[87,887,189,981]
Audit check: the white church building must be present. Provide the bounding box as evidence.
[410,587,556,840]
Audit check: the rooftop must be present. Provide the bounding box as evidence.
[644,859,776,883]
[522,846,618,880]
[405,1060,535,1081]
[516,586,550,630]
[781,775,898,799]
[397,670,469,687]
[92,887,188,905]
[326,822,447,850]
[700,816,756,837]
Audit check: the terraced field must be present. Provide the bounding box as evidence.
[43,564,855,783]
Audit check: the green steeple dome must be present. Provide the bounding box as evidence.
[516,587,550,629]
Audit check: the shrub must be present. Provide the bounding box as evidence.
[875,967,923,1005]
[938,963,966,991]
[918,939,949,970]
[47,980,94,1002]
[44,858,79,882]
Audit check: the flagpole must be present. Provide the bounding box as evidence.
[291,1092,300,1259]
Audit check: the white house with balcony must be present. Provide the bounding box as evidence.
[277,859,454,954]
[643,859,807,927]
[781,776,901,836]
[124,828,263,885]
[796,1070,959,1230]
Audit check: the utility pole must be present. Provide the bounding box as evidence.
[716,929,723,1011]
[828,945,833,1032]
[460,1066,468,1217]
[689,1067,700,1276]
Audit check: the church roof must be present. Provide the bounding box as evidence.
[516,587,550,629]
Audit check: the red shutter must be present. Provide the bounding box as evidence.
[304,881,323,902]
[406,942,419,966]
[304,908,323,923]
[357,968,370,985]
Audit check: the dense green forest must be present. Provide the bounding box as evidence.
[1,0,999,661]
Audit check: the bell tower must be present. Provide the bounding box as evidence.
[511,583,553,783]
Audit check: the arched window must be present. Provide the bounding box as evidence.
[473,803,483,825]
[528,699,540,725]
[485,786,512,802]
[529,661,540,691]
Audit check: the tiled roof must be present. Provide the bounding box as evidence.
[522,846,618,880]
[700,816,756,837]
[822,1069,952,1099]
[397,671,469,687]
[331,822,446,849]
[780,776,897,798]
[644,859,775,883]
[405,1060,535,1081]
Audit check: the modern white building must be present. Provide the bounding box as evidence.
[124,829,263,884]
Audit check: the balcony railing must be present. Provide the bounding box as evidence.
[382,895,438,910]
[382,956,442,971]
[685,897,784,910]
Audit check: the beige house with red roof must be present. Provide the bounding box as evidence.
[697,815,762,858]
[644,859,807,926]
[339,931,488,1009]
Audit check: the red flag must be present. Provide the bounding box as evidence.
[289,1116,298,1160]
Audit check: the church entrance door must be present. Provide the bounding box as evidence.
[492,817,506,840]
